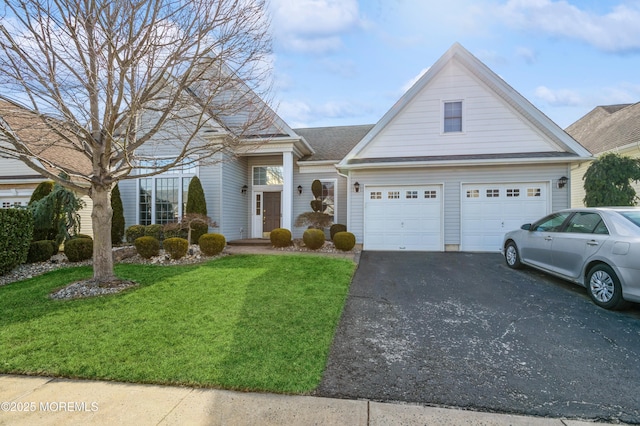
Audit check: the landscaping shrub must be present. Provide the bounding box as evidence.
[0,208,33,274]
[189,222,209,245]
[163,227,188,240]
[28,180,57,241]
[64,237,93,262]
[270,228,292,248]
[199,233,226,256]
[50,240,60,255]
[70,233,93,241]
[303,228,325,250]
[144,224,164,242]
[111,184,125,244]
[330,224,347,240]
[333,231,356,251]
[163,237,189,260]
[134,236,160,259]
[26,240,55,263]
[125,225,145,243]
[185,177,209,244]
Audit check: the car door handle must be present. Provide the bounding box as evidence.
[587,240,599,246]
[544,236,553,241]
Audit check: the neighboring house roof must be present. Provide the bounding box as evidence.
[295,124,375,162]
[0,98,92,179]
[565,103,640,154]
[339,43,591,168]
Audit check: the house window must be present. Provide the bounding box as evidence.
[507,188,520,197]
[320,180,335,221]
[443,101,462,133]
[424,190,437,199]
[527,188,541,197]
[1,202,10,208]
[253,166,283,186]
[388,191,400,199]
[466,189,479,198]
[137,158,197,225]
[406,190,418,199]
[486,189,500,198]
[370,192,382,200]
[255,194,261,215]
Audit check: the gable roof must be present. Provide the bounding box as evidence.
[565,103,640,154]
[295,124,374,162]
[339,43,591,168]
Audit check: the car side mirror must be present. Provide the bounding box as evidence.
[521,223,532,231]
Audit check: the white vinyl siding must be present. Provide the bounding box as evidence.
[219,155,249,240]
[358,59,562,159]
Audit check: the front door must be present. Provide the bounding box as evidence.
[263,192,281,237]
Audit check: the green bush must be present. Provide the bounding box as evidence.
[199,233,226,256]
[64,237,93,262]
[303,228,325,250]
[27,240,55,263]
[333,232,356,251]
[164,237,189,260]
[186,176,207,215]
[270,228,292,248]
[111,184,125,244]
[134,236,160,259]
[50,240,60,255]
[189,222,209,245]
[144,224,164,242]
[330,224,347,240]
[0,208,33,274]
[125,225,145,244]
[164,227,188,240]
[70,233,93,241]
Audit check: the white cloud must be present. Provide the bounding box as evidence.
[535,86,582,106]
[276,98,373,127]
[400,68,430,94]
[515,46,538,64]
[498,0,640,53]
[269,0,366,53]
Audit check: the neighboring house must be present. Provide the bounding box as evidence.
[566,103,640,207]
[0,99,93,236]
[2,43,593,252]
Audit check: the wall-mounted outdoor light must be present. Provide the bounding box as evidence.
[354,182,360,193]
[557,176,568,189]
[297,185,303,195]
[241,184,248,195]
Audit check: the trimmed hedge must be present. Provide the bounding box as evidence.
[27,240,55,263]
[0,208,33,274]
[164,237,189,260]
[64,237,93,262]
[303,228,325,250]
[189,222,209,245]
[333,231,356,251]
[270,228,292,248]
[125,225,145,244]
[134,236,160,259]
[199,233,226,256]
[330,224,347,240]
[144,224,164,242]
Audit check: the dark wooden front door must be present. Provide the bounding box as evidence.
[263,192,281,235]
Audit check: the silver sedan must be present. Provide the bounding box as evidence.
[502,207,640,310]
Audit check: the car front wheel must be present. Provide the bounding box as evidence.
[504,241,522,269]
[586,264,628,310]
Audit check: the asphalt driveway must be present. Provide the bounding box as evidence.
[316,251,640,423]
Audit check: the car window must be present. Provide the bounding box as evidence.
[531,212,571,232]
[618,211,640,228]
[565,212,608,235]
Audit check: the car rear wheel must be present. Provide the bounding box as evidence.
[505,241,522,269]
[586,264,628,310]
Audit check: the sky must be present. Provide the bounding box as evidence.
[267,0,640,130]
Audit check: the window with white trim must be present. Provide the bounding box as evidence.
[388,191,400,199]
[253,166,283,186]
[319,180,335,221]
[443,101,462,133]
[406,190,418,199]
[466,189,480,198]
[506,188,520,197]
[527,188,541,197]
[486,189,500,198]
[370,191,382,200]
[424,190,437,199]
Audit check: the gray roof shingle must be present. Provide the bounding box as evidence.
[565,103,640,154]
[295,124,374,162]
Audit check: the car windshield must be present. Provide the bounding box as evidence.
[618,211,640,228]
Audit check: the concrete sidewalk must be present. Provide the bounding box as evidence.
[0,375,612,425]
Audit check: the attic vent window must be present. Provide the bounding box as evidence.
[443,101,462,133]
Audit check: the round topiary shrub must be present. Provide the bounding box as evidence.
[333,231,356,251]
[64,237,93,262]
[125,225,145,244]
[70,233,93,241]
[199,233,226,256]
[144,224,164,242]
[189,222,209,244]
[163,237,189,260]
[49,240,60,255]
[27,240,55,263]
[270,228,292,248]
[303,228,325,250]
[330,224,347,240]
[134,236,160,259]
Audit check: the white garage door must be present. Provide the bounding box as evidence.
[364,185,442,251]
[461,182,549,252]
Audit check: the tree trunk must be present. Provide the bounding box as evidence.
[91,184,115,282]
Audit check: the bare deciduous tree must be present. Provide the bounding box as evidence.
[0,0,275,283]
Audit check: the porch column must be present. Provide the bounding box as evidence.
[282,150,294,230]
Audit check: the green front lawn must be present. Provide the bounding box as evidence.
[0,255,355,393]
